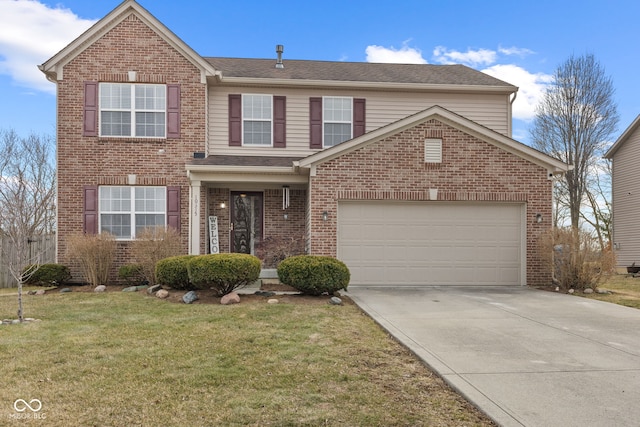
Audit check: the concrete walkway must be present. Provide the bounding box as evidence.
[346,286,640,427]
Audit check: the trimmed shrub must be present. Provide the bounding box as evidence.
[277,255,350,296]
[155,255,195,290]
[187,253,261,296]
[22,264,71,286]
[118,264,147,286]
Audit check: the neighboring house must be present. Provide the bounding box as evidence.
[604,115,640,270]
[39,0,569,287]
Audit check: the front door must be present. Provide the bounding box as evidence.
[230,192,263,254]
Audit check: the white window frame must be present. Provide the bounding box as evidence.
[323,96,353,148]
[242,94,273,146]
[99,186,167,240]
[99,83,166,138]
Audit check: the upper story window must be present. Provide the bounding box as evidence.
[323,97,353,147]
[99,83,166,138]
[309,97,365,150]
[243,94,272,146]
[99,186,166,239]
[229,94,286,148]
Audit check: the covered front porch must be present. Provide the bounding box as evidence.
[186,156,309,266]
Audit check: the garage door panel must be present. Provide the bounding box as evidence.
[338,202,523,286]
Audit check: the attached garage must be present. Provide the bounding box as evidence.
[338,201,525,286]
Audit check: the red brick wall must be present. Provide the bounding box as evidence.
[56,14,206,282]
[308,119,553,287]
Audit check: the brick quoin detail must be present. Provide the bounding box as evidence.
[309,119,553,287]
[56,15,206,282]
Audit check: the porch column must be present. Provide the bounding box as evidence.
[189,180,201,255]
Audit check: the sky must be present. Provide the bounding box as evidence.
[0,0,639,147]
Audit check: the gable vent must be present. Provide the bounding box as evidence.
[424,138,442,163]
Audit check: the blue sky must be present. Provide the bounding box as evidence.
[1,0,639,146]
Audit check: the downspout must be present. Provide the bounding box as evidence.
[509,90,518,138]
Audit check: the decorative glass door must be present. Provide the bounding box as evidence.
[230,192,263,254]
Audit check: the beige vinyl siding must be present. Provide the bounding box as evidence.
[207,86,511,157]
[611,126,640,267]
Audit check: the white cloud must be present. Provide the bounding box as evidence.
[365,43,427,64]
[432,46,496,67]
[0,0,97,94]
[498,46,535,57]
[482,64,553,121]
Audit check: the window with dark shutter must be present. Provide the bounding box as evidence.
[309,97,323,149]
[83,82,98,137]
[166,84,181,139]
[166,186,181,230]
[228,94,242,146]
[353,98,366,138]
[273,96,286,148]
[83,185,98,234]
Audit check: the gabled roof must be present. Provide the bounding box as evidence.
[38,0,219,82]
[604,114,640,159]
[206,57,517,93]
[297,105,570,174]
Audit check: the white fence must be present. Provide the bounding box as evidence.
[0,234,56,288]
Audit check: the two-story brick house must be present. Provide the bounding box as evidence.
[39,0,568,287]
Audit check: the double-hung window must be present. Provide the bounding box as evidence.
[100,83,166,138]
[99,186,166,239]
[242,94,272,146]
[323,96,353,147]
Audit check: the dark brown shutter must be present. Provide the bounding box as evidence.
[229,94,242,146]
[353,98,366,138]
[83,185,98,234]
[166,84,181,139]
[167,186,181,230]
[83,82,98,137]
[273,96,286,148]
[309,97,322,149]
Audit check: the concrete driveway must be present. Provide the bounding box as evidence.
[346,286,640,427]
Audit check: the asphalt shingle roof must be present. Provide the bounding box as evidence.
[205,57,515,88]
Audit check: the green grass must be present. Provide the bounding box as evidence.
[0,291,494,426]
[585,274,640,309]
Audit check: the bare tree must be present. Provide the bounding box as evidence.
[0,129,56,321]
[581,158,612,250]
[530,53,619,230]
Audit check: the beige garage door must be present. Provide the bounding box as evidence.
[338,201,524,286]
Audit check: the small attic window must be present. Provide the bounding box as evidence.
[424,138,442,163]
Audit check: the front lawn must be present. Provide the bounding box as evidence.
[0,290,494,426]
[586,274,640,309]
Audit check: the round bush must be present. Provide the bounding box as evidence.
[155,255,195,290]
[22,264,71,286]
[277,255,350,296]
[188,253,261,296]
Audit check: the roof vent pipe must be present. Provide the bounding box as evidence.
[275,45,284,69]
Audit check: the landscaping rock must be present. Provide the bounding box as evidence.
[583,288,594,294]
[122,286,138,292]
[147,285,162,295]
[267,299,279,304]
[221,292,241,305]
[568,289,575,294]
[35,289,46,295]
[94,285,107,292]
[597,288,611,295]
[329,296,343,305]
[28,290,37,295]
[59,288,72,293]
[156,289,169,299]
[182,291,199,304]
